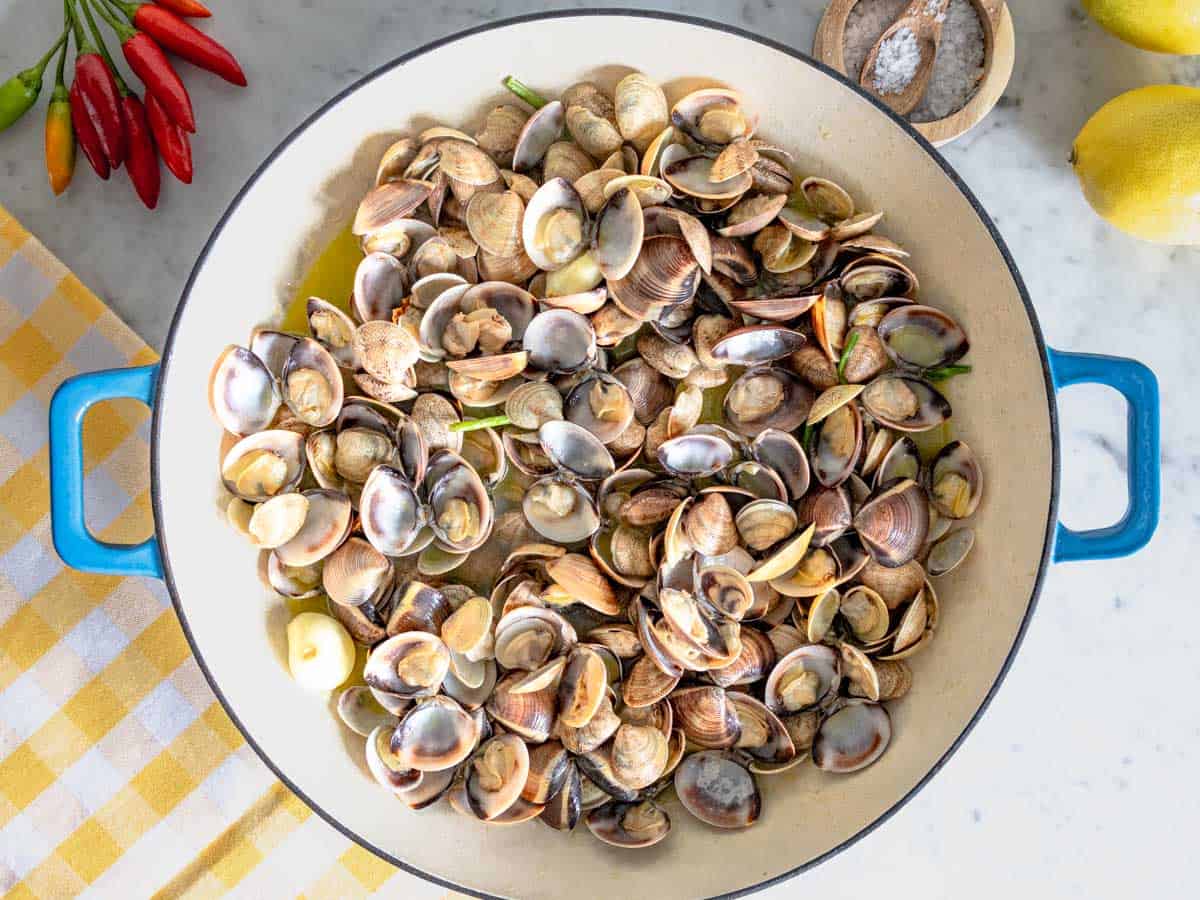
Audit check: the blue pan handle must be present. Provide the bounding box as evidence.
[49,365,163,578]
[1047,348,1159,563]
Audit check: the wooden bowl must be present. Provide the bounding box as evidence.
[814,0,1015,146]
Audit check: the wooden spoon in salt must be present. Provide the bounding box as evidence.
[859,0,953,116]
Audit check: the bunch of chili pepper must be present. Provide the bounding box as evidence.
[1,0,241,208]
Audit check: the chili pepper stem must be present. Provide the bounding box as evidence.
[449,415,512,433]
[78,0,129,92]
[88,0,137,42]
[503,76,548,109]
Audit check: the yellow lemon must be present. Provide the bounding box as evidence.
[1082,0,1200,54]
[1071,85,1200,245]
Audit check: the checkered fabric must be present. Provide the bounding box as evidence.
[0,205,453,898]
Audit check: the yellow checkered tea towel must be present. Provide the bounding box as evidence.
[0,206,452,898]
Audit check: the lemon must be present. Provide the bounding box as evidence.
[1082,0,1200,54]
[1071,85,1200,245]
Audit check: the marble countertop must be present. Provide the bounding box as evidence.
[1,1,1195,897]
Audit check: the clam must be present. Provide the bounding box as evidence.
[622,654,680,708]
[723,366,814,437]
[564,374,635,445]
[710,625,775,686]
[711,325,807,366]
[602,173,673,208]
[674,750,761,829]
[486,672,557,742]
[221,430,306,501]
[523,741,571,805]
[209,345,280,436]
[540,762,583,830]
[275,489,352,567]
[840,256,919,301]
[575,168,626,214]
[353,179,431,236]
[878,305,969,369]
[927,527,975,576]
[426,452,494,553]
[812,701,891,773]
[764,644,840,714]
[364,631,451,700]
[465,190,524,258]
[854,478,930,567]
[750,429,810,501]
[323,536,392,608]
[337,686,397,736]
[545,552,622,616]
[611,246,700,324]
[260,551,323,600]
[614,72,669,152]
[671,88,755,146]
[391,695,479,772]
[305,298,356,368]
[927,441,983,519]
[558,693,621,754]
[586,800,671,849]
[662,155,753,201]
[657,433,735,478]
[544,140,597,184]
[465,733,530,820]
[522,309,597,374]
[811,402,863,488]
[729,692,796,765]
[876,435,921,487]
[475,105,527,167]
[524,475,601,543]
[861,374,952,432]
[613,357,675,426]
[735,499,798,552]
[538,420,615,481]
[566,102,622,160]
[670,685,741,749]
[684,492,739,556]
[592,188,644,281]
[522,177,587,272]
[512,100,564,172]
[796,485,853,547]
[352,252,408,323]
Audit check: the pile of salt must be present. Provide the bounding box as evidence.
[843,0,986,122]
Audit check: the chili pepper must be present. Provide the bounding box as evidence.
[153,0,210,18]
[0,33,66,132]
[145,90,191,183]
[90,0,194,132]
[69,78,109,178]
[120,93,160,208]
[70,1,126,167]
[106,0,246,86]
[79,0,159,207]
[45,39,76,195]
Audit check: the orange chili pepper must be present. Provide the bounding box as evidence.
[45,86,76,195]
[45,36,76,195]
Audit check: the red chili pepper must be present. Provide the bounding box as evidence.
[69,3,126,168]
[91,0,194,132]
[153,0,210,18]
[109,0,245,86]
[120,93,160,208]
[145,90,191,183]
[73,54,125,168]
[69,77,109,179]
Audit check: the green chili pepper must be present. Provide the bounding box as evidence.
[502,75,548,109]
[0,33,67,132]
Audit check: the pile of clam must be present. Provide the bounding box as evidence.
[209,71,983,849]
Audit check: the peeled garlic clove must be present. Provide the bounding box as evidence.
[286,612,355,691]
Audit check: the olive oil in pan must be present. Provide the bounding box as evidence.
[281,224,361,332]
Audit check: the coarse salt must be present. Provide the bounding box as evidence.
[844,0,986,122]
[872,26,922,95]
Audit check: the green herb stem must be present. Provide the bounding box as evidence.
[924,364,972,381]
[836,331,860,383]
[449,414,511,433]
[502,76,548,109]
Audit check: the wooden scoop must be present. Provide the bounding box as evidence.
[859,0,952,116]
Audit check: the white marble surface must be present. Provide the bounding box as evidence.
[1,1,1197,897]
